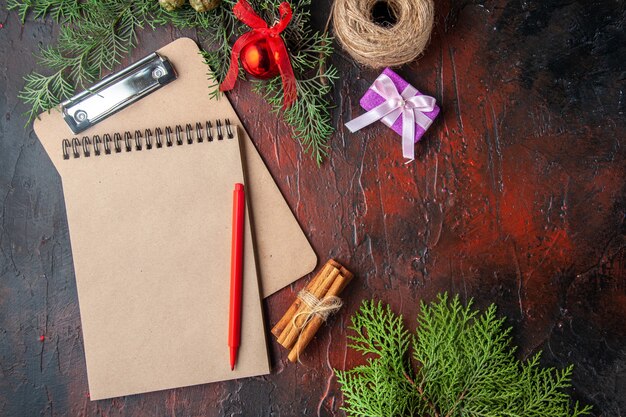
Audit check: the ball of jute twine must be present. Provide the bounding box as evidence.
[332,0,435,68]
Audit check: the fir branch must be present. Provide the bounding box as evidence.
[336,294,593,417]
[7,0,82,23]
[15,0,152,119]
[252,66,337,165]
[8,0,81,23]
[204,0,336,162]
[335,300,424,417]
[201,47,233,100]
[11,0,337,163]
[289,32,334,73]
[18,70,74,122]
[8,0,35,23]
[198,3,240,98]
[32,0,81,22]
[152,2,223,30]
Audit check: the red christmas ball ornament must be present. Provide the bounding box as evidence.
[220,0,297,108]
[240,38,280,80]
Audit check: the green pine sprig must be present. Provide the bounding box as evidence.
[9,0,154,122]
[9,0,336,164]
[201,0,337,164]
[18,70,74,119]
[8,0,82,23]
[336,294,592,417]
[252,67,337,165]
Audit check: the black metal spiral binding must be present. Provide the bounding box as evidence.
[145,129,153,150]
[216,120,223,140]
[62,139,71,160]
[60,119,235,159]
[186,124,193,144]
[93,135,101,156]
[134,130,142,151]
[124,132,132,152]
[71,138,80,158]
[82,136,91,157]
[225,119,233,138]
[103,134,112,154]
[113,133,122,153]
[206,121,214,141]
[165,126,173,147]
[175,125,183,145]
[155,127,163,148]
[196,122,203,143]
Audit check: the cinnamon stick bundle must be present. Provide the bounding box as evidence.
[271,259,353,362]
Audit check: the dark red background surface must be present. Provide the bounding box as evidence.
[1,0,624,415]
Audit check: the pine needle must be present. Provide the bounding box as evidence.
[18,70,74,122]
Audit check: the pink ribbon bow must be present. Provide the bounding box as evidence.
[345,74,437,160]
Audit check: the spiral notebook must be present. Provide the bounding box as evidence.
[32,38,316,400]
[33,118,269,399]
[35,38,316,297]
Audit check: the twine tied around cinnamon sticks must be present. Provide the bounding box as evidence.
[292,290,343,329]
[272,259,353,362]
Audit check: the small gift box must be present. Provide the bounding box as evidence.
[345,68,440,160]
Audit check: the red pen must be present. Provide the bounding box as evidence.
[229,183,245,370]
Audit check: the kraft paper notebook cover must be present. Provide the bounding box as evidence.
[32,38,315,399]
[35,37,316,298]
[32,123,269,399]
